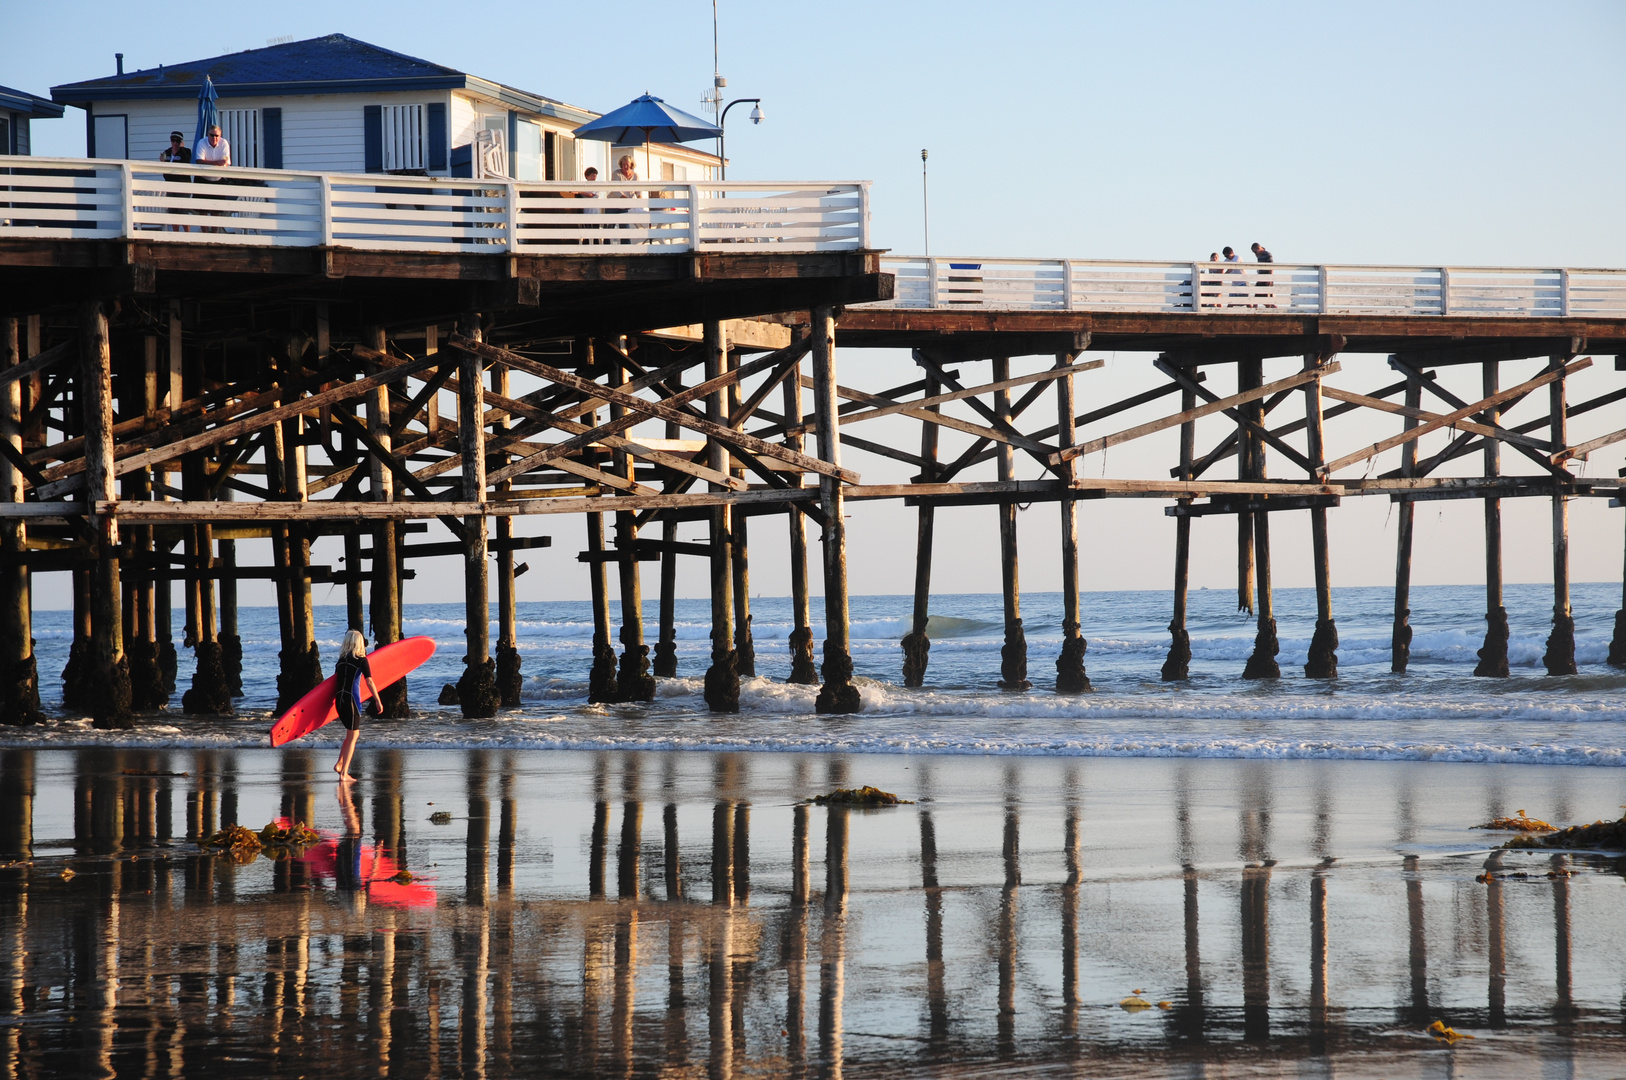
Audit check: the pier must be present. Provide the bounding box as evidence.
[3,156,1625,726]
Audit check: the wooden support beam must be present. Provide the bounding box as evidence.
[1321,358,1591,477]
[79,301,132,727]
[1303,351,1338,679]
[1055,363,1339,465]
[1055,356,1088,692]
[1474,360,1509,678]
[911,350,1068,474]
[1392,371,1421,673]
[1544,357,1576,676]
[0,336,72,390]
[902,370,939,689]
[785,367,817,686]
[457,312,496,716]
[1,316,42,724]
[813,359,1104,429]
[1157,359,1320,476]
[703,322,738,712]
[1387,356,1576,476]
[1240,356,1280,680]
[992,357,1029,691]
[447,335,857,484]
[1162,379,1196,682]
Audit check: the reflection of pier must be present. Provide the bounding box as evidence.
[2,750,1623,1075]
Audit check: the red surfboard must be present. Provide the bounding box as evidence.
[270,636,438,747]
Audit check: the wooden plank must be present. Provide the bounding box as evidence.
[1319,357,1591,476]
[449,335,861,485]
[1320,385,1550,450]
[799,359,1105,429]
[1053,363,1340,464]
[0,337,72,390]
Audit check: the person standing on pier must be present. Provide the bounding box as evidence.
[1251,242,1274,307]
[332,630,381,783]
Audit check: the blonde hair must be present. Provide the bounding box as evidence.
[340,629,366,659]
[618,155,634,170]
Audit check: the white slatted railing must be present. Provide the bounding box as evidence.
[873,256,1626,318]
[0,157,871,254]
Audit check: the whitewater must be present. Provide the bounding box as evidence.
[9,581,1625,767]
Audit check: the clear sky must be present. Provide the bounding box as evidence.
[7,1,1625,607]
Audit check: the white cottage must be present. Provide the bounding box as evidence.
[49,34,720,183]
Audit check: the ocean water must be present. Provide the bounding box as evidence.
[12,581,1626,765]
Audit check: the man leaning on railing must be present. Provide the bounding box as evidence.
[192,124,231,233]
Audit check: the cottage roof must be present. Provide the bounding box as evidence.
[0,84,65,119]
[49,34,595,124]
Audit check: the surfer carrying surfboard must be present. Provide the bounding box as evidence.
[333,630,381,782]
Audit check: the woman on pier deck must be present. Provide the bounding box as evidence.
[332,630,380,783]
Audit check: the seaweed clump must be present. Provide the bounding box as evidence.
[201,821,321,863]
[811,787,913,807]
[429,811,454,825]
[1503,813,1626,852]
[1472,809,1556,833]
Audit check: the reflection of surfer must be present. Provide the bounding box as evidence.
[335,783,364,893]
[333,630,381,783]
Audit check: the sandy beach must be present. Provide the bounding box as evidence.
[3,747,1624,1078]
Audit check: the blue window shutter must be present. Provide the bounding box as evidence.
[363,105,382,172]
[85,109,95,157]
[507,111,517,174]
[262,107,282,169]
[426,102,447,171]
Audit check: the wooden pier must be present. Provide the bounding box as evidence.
[3,157,1625,726]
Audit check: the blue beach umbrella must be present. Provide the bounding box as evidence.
[193,75,218,148]
[572,93,721,178]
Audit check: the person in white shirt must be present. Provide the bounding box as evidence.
[194,126,230,166]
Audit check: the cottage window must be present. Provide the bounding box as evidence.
[512,120,542,182]
[380,105,425,172]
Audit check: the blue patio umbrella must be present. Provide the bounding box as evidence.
[193,75,218,148]
[571,94,721,178]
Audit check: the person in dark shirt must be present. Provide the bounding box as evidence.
[1251,242,1275,307]
[159,131,192,164]
[332,629,381,783]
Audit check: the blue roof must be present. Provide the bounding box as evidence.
[49,34,591,122]
[0,84,65,119]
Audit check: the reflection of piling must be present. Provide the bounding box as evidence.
[997,805,1019,1056]
[618,801,642,900]
[712,802,735,906]
[0,750,32,858]
[1309,867,1329,1051]
[498,763,516,892]
[664,803,683,901]
[1241,863,1271,1043]
[1060,805,1080,1028]
[1404,855,1429,1025]
[1176,864,1204,1043]
[1552,854,1574,1018]
[466,755,490,904]
[612,908,638,1079]
[732,804,750,904]
[590,800,610,900]
[919,809,948,1048]
[1484,849,1506,1027]
[819,804,849,1080]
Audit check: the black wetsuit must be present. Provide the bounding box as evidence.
[333,653,373,731]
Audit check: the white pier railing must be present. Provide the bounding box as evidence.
[0,156,870,254]
[872,256,1626,318]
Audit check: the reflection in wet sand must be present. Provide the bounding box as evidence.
[2,748,1625,1079]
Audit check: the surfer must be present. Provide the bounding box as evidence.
[333,630,381,782]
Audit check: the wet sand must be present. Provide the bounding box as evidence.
[3,748,1625,1077]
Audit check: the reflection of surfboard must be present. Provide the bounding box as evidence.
[270,637,437,747]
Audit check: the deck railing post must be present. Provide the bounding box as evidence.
[318,174,333,247]
[687,183,702,252]
[1190,262,1201,312]
[119,163,135,239]
[1062,260,1075,311]
[1440,268,1451,316]
[504,182,520,253]
[1559,268,1570,316]
[858,183,871,249]
[1318,265,1329,315]
[927,258,940,309]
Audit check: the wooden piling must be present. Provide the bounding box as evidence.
[901,372,939,688]
[585,509,618,704]
[1054,355,1089,692]
[612,352,654,702]
[1391,369,1421,673]
[784,368,818,685]
[272,331,320,712]
[728,349,755,678]
[217,537,242,696]
[123,333,165,710]
[1302,353,1338,678]
[653,512,679,677]
[492,360,523,707]
[1474,360,1510,677]
[365,326,408,716]
[702,321,739,712]
[1162,381,1196,681]
[0,316,41,725]
[811,306,859,713]
[992,357,1030,691]
[343,529,365,631]
[1608,505,1626,669]
[79,300,132,727]
[1240,356,1280,679]
[457,312,497,717]
[1542,357,1576,675]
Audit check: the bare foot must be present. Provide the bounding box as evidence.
[338,772,357,783]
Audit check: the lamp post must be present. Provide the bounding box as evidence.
[718,98,763,181]
[921,148,930,258]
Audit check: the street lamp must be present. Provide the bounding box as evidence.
[717,98,763,181]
